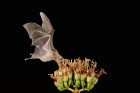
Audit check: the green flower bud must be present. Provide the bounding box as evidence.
[64,81,68,88]
[86,77,98,91]
[68,73,73,86]
[75,79,80,88]
[81,74,87,88]
[68,78,73,87]
[63,75,69,88]
[86,81,92,90]
[88,83,95,91]
[81,81,86,88]
[57,83,66,91]
[74,72,80,88]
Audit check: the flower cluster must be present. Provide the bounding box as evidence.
[49,58,107,93]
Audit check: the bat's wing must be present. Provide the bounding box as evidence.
[40,12,56,50]
[23,23,47,45]
[23,12,63,63]
[23,23,52,60]
[40,12,53,33]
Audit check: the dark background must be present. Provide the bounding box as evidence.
[1,0,139,93]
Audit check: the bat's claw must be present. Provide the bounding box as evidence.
[25,57,34,61]
[25,58,30,61]
[25,57,37,61]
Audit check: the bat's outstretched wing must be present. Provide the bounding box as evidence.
[23,12,63,64]
[40,12,56,51]
[23,22,52,61]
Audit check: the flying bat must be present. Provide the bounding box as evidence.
[23,12,64,65]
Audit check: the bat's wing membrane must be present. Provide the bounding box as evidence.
[40,12,55,50]
[40,12,54,33]
[23,23,46,38]
[23,22,51,60]
[31,30,48,46]
[31,36,50,58]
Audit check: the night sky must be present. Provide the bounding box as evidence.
[1,1,139,93]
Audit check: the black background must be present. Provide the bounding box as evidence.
[1,0,139,93]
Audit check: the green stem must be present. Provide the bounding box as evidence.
[67,88,74,92]
[79,88,88,92]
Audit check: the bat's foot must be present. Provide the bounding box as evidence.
[25,58,30,61]
[25,57,38,61]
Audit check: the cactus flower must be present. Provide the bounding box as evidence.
[49,58,107,93]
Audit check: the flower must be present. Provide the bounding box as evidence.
[49,58,107,93]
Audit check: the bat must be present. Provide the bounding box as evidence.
[23,12,64,65]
